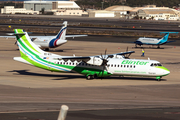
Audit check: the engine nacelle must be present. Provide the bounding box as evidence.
[112,55,124,59]
[86,57,103,66]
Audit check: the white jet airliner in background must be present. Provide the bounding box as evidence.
[134,32,178,48]
[13,29,170,81]
[0,21,87,51]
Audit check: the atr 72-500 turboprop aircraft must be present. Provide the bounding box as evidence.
[1,21,87,51]
[134,32,178,48]
[13,29,170,81]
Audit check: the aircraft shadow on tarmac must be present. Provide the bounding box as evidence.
[163,62,180,65]
[8,70,166,81]
[8,70,84,80]
[0,49,19,51]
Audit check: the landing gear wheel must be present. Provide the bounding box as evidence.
[86,75,94,80]
[156,76,162,81]
[44,48,49,51]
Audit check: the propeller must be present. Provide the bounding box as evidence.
[14,41,17,45]
[100,49,109,78]
[124,46,131,59]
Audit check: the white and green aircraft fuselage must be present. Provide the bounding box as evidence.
[13,29,170,80]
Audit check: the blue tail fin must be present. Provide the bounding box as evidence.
[159,32,179,44]
[55,21,67,40]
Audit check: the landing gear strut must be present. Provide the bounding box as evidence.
[156,76,162,81]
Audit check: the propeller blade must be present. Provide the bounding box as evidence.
[105,49,107,58]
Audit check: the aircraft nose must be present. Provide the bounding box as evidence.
[163,68,170,76]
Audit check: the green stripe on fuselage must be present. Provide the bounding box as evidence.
[15,29,40,54]
[15,29,111,77]
[155,66,170,72]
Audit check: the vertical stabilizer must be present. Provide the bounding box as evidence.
[14,29,44,57]
[55,21,67,40]
[159,32,179,44]
[160,33,169,43]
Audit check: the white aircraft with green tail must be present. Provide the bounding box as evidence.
[13,29,170,81]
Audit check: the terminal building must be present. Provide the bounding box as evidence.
[24,1,87,16]
[1,1,87,16]
[137,7,180,20]
[1,6,39,14]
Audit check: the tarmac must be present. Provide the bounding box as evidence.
[0,36,180,120]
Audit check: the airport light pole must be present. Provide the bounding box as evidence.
[40,0,41,11]
[101,2,104,10]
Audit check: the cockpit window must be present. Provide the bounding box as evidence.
[150,63,162,67]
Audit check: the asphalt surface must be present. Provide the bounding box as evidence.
[0,15,180,120]
[1,36,180,120]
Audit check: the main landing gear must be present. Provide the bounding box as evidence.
[86,74,97,80]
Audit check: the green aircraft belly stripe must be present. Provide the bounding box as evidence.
[155,66,170,72]
[14,29,40,53]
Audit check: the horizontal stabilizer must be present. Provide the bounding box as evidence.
[7,32,32,35]
[7,33,25,35]
[160,32,179,35]
[165,40,176,43]
[13,57,32,65]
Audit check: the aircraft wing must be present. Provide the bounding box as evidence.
[165,40,176,43]
[0,35,88,39]
[59,56,91,62]
[105,51,135,58]
[66,35,88,38]
[29,35,88,39]
[58,51,135,66]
